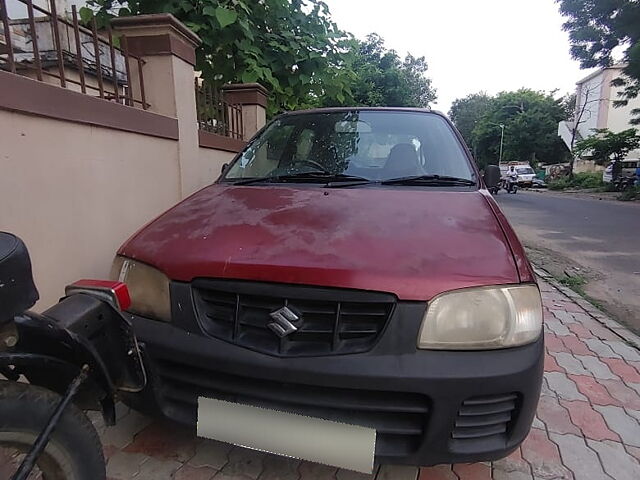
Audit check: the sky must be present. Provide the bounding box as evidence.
[323,0,595,114]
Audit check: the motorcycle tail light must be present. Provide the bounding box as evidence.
[65,279,131,311]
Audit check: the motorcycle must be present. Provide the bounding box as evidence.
[0,232,146,480]
[502,173,518,194]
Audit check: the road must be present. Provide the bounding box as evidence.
[494,190,640,332]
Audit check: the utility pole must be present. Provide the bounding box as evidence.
[498,124,505,164]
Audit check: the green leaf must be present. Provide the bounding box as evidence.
[79,6,94,24]
[241,70,260,83]
[202,6,216,17]
[215,7,238,28]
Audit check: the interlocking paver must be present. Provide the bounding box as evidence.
[417,465,457,480]
[548,433,611,480]
[260,454,304,480]
[175,464,219,480]
[604,341,640,362]
[104,451,147,479]
[521,428,572,479]
[569,375,621,406]
[123,421,198,463]
[219,447,266,480]
[560,400,620,442]
[544,371,588,401]
[377,465,419,480]
[583,338,622,359]
[189,439,233,470]
[451,463,491,479]
[100,410,153,449]
[600,357,640,383]
[544,353,564,373]
[544,333,568,353]
[135,456,182,479]
[575,355,618,380]
[549,310,576,325]
[561,335,593,356]
[491,447,530,477]
[596,378,640,410]
[545,317,571,336]
[585,439,640,480]
[594,405,640,447]
[550,352,591,376]
[533,392,581,435]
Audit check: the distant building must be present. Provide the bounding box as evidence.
[558,64,640,172]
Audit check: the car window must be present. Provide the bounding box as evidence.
[516,167,534,174]
[224,111,473,182]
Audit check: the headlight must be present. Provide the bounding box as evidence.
[417,284,542,350]
[110,255,171,322]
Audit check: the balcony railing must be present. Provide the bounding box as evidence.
[195,79,243,140]
[0,0,148,109]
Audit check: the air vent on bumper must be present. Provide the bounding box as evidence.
[452,393,519,442]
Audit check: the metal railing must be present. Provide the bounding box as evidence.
[0,0,148,109]
[195,79,243,140]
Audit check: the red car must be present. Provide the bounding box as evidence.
[112,108,543,469]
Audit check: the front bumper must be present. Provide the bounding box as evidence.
[123,288,543,467]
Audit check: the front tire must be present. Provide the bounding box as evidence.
[0,380,105,480]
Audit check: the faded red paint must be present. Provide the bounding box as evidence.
[119,183,530,301]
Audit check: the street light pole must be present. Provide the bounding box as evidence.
[498,124,505,164]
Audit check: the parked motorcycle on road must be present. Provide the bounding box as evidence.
[0,232,146,480]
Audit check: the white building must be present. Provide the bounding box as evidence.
[558,64,640,171]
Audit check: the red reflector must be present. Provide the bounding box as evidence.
[67,279,131,311]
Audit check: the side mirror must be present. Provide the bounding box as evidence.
[483,165,501,188]
[221,163,229,175]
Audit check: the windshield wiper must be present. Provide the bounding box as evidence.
[381,174,476,186]
[229,171,371,186]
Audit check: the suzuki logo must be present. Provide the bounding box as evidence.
[268,306,301,338]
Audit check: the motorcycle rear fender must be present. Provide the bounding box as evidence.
[0,294,146,425]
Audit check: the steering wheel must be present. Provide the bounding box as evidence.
[295,159,329,173]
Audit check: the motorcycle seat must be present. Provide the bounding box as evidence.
[0,232,39,322]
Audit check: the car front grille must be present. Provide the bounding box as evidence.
[154,357,429,458]
[191,279,395,357]
[452,393,519,442]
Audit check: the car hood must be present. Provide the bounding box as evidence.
[119,184,520,301]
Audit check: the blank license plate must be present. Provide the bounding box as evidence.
[197,397,376,473]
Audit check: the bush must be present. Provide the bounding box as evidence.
[547,172,603,190]
[548,178,570,190]
[618,186,640,201]
[573,172,603,189]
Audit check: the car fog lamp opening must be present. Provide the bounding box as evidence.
[417,284,542,350]
[110,255,171,322]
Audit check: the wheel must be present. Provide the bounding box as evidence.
[0,380,105,480]
[512,186,518,194]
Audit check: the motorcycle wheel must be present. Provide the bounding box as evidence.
[0,380,105,480]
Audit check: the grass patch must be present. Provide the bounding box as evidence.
[618,186,640,201]
[547,172,604,191]
[558,274,588,296]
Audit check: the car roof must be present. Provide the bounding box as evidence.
[278,106,442,117]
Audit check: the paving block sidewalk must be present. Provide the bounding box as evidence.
[97,274,640,480]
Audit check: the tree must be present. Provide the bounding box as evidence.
[565,81,603,176]
[82,0,354,114]
[573,128,640,179]
[448,92,492,156]
[469,89,569,168]
[323,34,436,108]
[557,0,640,124]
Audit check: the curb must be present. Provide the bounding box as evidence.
[534,264,640,350]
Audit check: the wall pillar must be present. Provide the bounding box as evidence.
[222,83,268,140]
[112,13,203,197]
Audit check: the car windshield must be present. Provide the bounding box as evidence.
[516,167,535,174]
[222,111,474,184]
